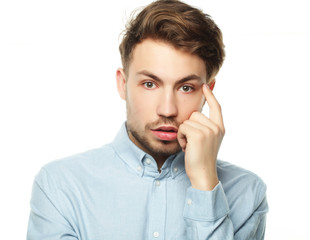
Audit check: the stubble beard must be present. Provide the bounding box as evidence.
[126,119,182,161]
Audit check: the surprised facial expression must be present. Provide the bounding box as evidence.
[117,39,207,162]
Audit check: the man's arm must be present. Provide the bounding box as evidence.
[178,83,224,191]
[183,182,268,239]
[178,84,268,239]
[27,168,78,240]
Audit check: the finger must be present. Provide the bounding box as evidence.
[178,120,212,142]
[203,84,224,130]
[183,119,224,144]
[177,124,187,151]
[177,122,200,151]
[178,135,187,152]
[189,112,222,134]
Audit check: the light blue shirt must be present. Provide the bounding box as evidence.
[27,123,268,239]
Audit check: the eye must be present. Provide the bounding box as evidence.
[143,81,157,89]
[179,85,194,93]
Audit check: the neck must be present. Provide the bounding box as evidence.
[154,156,166,172]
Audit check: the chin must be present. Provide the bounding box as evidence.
[152,140,181,155]
[128,124,181,157]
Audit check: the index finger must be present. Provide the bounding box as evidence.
[202,84,224,129]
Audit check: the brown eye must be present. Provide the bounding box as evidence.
[180,85,193,93]
[143,82,156,89]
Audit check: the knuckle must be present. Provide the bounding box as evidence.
[217,103,222,111]
[178,124,185,131]
[183,120,190,126]
[190,112,200,120]
[213,126,220,135]
[214,102,222,112]
[201,127,212,138]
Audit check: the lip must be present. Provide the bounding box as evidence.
[151,126,178,141]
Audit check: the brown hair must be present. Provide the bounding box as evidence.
[119,0,225,83]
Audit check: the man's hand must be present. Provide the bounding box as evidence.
[177,84,225,191]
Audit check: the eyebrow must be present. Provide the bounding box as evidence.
[137,70,203,85]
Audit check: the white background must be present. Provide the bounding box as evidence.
[1,0,309,239]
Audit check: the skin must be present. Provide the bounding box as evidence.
[116,39,225,191]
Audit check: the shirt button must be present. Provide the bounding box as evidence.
[153,232,159,238]
[173,167,178,173]
[155,180,160,186]
[145,158,152,165]
[137,166,142,171]
[187,199,193,205]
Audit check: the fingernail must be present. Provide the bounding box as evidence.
[204,84,209,89]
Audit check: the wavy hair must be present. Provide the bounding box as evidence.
[119,0,225,82]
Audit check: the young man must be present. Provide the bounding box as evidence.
[27,1,268,239]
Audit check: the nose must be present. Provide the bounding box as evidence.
[156,90,178,118]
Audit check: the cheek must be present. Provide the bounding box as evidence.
[127,91,153,118]
[178,94,205,118]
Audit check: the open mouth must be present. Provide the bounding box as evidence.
[153,126,178,132]
[151,126,178,141]
[156,129,176,132]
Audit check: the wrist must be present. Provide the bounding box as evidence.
[191,175,219,191]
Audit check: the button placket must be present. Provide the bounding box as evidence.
[149,179,166,239]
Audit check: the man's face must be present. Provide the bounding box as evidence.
[117,39,207,162]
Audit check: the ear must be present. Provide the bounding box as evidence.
[209,79,216,91]
[116,68,126,100]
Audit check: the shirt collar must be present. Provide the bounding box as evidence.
[112,122,185,179]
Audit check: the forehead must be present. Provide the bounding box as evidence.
[128,39,207,83]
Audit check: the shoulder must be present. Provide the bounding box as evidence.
[217,160,266,189]
[217,160,268,231]
[217,160,267,207]
[35,143,117,189]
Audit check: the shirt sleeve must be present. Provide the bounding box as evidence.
[183,182,268,240]
[27,168,78,240]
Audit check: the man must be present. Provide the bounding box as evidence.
[27,0,268,239]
